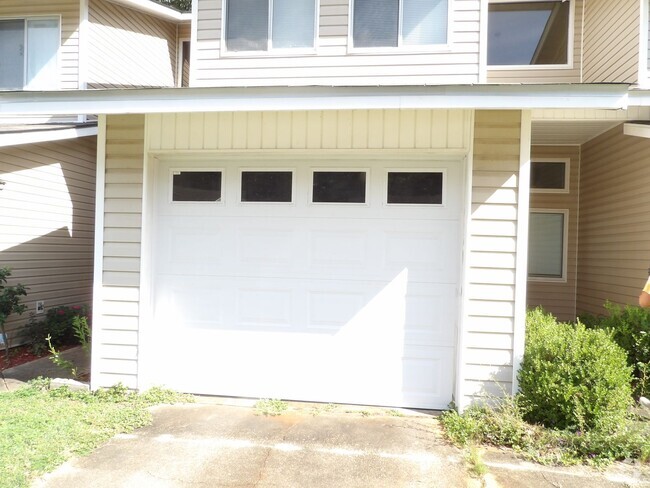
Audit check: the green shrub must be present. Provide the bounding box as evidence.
[27,305,90,353]
[580,302,650,398]
[519,308,632,432]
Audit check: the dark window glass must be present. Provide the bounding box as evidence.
[528,212,564,278]
[488,1,570,66]
[312,171,366,203]
[225,0,269,51]
[241,171,293,202]
[353,0,398,47]
[172,171,222,202]
[531,162,566,190]
[387,172,443,204]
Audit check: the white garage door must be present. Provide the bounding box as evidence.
[147,156,464,409]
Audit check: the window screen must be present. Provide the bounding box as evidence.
[387,172,443,204]
[312,171,367,203]
[488,1,570,65]
[531,161,566,190]
[241,171,293,202]
[172,171,222,202]
[528,212,565,279]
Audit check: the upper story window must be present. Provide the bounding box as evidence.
[0,18,59,90]
[488,1,571,66]
[225,0,316,52]
[352,0,448,48]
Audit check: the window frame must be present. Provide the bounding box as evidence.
[383,168,446,207]
[528,208,569,282]
[169,168,225,204]
[348,0,453,53]
[221,0,319,56]
[0,15,61,90]
[530,158,570,194]
[487,0,574,71]
[238,168,295,204]
[309,168,370,205]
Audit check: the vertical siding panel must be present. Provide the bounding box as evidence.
[576,125,650,314]
[261,112,278,149]
[383,110,400,149]
[217,113,233,149]
[352,111,369,149]
[160,114,177,150]
[306,111,323,149]
[414,110,432,149]
[291,112,308,149]
[147,114,162,151]
[321,111,338,149]
[447,111,467,149]
[431,110,449,148]
[231,112,248,149]
[367,110,384,149]
[175,113,191,150]
[275,112,292,149]
[203,113,219,150]
[398,110,416,148]
[189,113,205,149]
[336,111,353,149]
[463,110,522,407]
[246,112,263,149]
[526,146,580,321]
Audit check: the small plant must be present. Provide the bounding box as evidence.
[0,267,28,361]
[254,398,288,416]
[519,308,632,432]
[46,335,81,379]
[467,445,488,478]
[28,304,90,354]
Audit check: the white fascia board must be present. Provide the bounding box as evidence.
[104,0,191,22]
[624,122,650,138]
[627,89,650,107]
[0,126,98,148]
[0,85,630,115]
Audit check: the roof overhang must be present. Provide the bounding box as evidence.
[105,0,191,22]
[624,121,650,139]
[0,84,633,116]
[0,125,98,148]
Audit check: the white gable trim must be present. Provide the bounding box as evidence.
[0,125,98,147]
[104,0,191,21]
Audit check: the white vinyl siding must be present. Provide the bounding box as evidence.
[582,0,639,83]
[87,0,177,89]
[487,0,582,83]
[193,0,480,86]
[0,0,79,90]
[93,114,145,390]
[461,110,523,407]
[576,124,650,315]
[0,136,96,346]
[527,146,578,321]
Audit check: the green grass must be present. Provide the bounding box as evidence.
[0,380,193,488]
[467,445,488,478]
[254,398,288,416]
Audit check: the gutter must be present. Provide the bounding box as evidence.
[0,84,632,116]
[105,0,191,22]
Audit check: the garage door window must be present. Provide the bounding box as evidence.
[312,171,367,203]
[241,171,293,202]
[387,171,443,204]
[172,171,222,202]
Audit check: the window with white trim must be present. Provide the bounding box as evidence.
[488,1,571,66]
[528,210,567,280]
[0,18,59,90]
[352,0,448,48]
[225,0,316,52]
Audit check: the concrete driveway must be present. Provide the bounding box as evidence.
[32,400,650,488]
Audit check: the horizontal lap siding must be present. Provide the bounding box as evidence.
[487,0,583,83]
[88,0,177,88]
[0,0,79,90]
[583,0,639,83]
[0,137,96,345]
[95,114,145,390]
[526,146,580,322]
[193,0,479,86]
[576,125,650,315]
[147,110,470,150]
[463,110,521,407]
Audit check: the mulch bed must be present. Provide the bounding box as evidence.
[0,344,76,371]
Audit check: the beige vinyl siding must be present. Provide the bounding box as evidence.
[576,124,650,315]
[526,146,580,322]
[0,136,96,346]
[146,109,471,150]
[0,0,79,90]
[88,0,177,88]
[178,21,190,40]
[193,0,480,87]
[462,110,522,405]
[95,114,145,390]
[487,0,583,84]
[582,0,639,83]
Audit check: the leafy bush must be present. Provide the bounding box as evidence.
[519,308,632,432]
[580,302,650,399]
[0,267,28,359]
[27,305,90,353]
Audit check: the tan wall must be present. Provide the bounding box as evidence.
[88,0,177,88]
[193,0,480,87]
[576,124,650,315]
[0,136,96,345]
[582,0,639,83]
[93,115,144,390]
[461,110,522,406]
[487,0,583,83]
[0,0,80,90]
[526,146,580,322]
